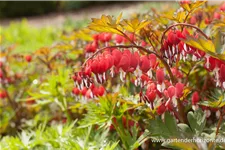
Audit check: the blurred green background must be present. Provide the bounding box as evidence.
[0,1,178,53]
[0,1,127,18]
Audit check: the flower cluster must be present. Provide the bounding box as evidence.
[162,28,225,89]
[85,32,140,56]
[72,84,105,99]
[161,29,205,65]
[73,26,225,117]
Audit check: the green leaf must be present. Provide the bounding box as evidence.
[131,130,150,149]
[164,112,180,137]
[212,31,224,54]
[182,35,215,53]
[178,123,193,138]
[104,141,120,150]
[187,109,206,135]
[199,92,225,108]
[182,35,225,61]
[148,112,180,139]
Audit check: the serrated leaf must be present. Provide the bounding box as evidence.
[148,112,180,139]
[182,35,215,53]
[180,0,206,12]
[121,18,150,33]
[177,11,187,23]
[88,14,123,35]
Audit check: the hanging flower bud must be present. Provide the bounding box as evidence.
[98,86,105,96]
[156,69,165,84]
[112,49,122,67]
[115,34,124,44]
[72,87,80,95]
[139,55,150,73]
[190,16,197,24]
[149,54,157,68]
[129,52,140,72]
[156,103,166,115]
[146,89,156,103]
[0,91,7,99]
[25,55,32,62]
[167,86,176,99]
[167,30,181,45]
[175,82,184,98]
[81,87,88,96]
[213,12,221,20]
[192,91,199,105]
[220,2,225,11]
[118,50,131,72]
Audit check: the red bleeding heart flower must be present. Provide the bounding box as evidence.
[118,50,131,72]
[220,2,225,11]
[104,33,112,42]
[0,91,7,99]
[139,55,150,73]
[141,41,147,47]
[72,87,80,95]
[93,34,99,41]
[99,33,112,42]
[171,68,183,78]
[115,34,124,44]
[180,0,190,4]
[146,84,156,102]
[175,82,184,98]
[190,16,197,24]
[149,54,157,68]
[167,86,176,99]
[157,103,166,115]
[213,12,221,20]
[25,55,32,62]
[205,18,211,24]
[112,49,122,67]
[129,52,140,72]
[97,86,105,96]
[90,59,100,74]
[156,69,165,84]
[85,41,98,53]
[167,30,181,45]
[81,87,88,96]
[192,91,199,105]
[0,70,3,79]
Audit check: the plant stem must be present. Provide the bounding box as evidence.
[216,108,225,136]
[82,45,177,84]
[160,23,211,46]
